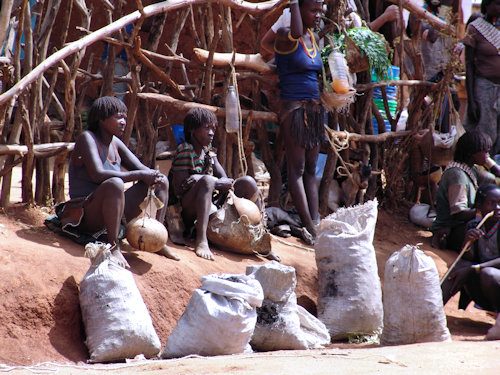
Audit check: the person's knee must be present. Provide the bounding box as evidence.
[196,175,216,195]
[288,161,305,178]
[101,177,125,196]
[480,267,500,289]
[234,176,258,196]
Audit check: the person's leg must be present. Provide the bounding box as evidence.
[282,117,316,238]
[303,145,320,224]
[479,267,500,312]
[124,178,180,260]
[181,175,216,260]
[79,177,129,268]
[476,77,499,154]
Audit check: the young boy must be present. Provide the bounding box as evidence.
[169,107,261,260]
[55,96,179,267]
[442,183,500,313]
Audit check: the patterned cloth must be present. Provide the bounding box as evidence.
[170,142,214,176]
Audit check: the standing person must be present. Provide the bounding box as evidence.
[463,0,500,155]
[431,130,500,251]
[274,0,325,240]
[408,0,459,134]
[169,107,261,261]
[56,96,179,267]
[442,183,500,313]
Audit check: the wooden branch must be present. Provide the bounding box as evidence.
[386,0,454,35]
[193,48,274,74]
[0,0,281,106]
[0,142,74,156]
[131,37,186,99]
[325,127,412,143]
[138,92,278,122]
[355,79,435,91]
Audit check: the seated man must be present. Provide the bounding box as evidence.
[169,107,260,260]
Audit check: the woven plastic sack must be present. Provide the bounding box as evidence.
[381,245,451,345]
[79,243,161,363]
[247,261,330,351]
[315,199,383,340]
[162,273,263,358]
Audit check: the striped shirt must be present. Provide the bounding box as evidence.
[171,142,214,176]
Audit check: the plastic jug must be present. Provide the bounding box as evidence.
[225,86,239,133]
[328,51,350,94]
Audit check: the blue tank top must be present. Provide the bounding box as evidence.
[69,134,121,199]
[275,29,322,100]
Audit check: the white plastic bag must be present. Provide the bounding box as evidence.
[381,245,451,345]
[79,243,161,363]
[162,273,263,358]
[247,261,330,351]
[409,203,436,229]
[315,199,383,340]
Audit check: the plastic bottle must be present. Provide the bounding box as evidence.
[328,51,350,94]
[225,86,239,133]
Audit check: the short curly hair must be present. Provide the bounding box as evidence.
[475,183,500,207]
[87,96,127,132]
[183,107,218,142]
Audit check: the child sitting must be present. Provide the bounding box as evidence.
[169,107,261,260]
[442,183,500,313]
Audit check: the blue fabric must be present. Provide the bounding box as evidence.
[275,34,322,100]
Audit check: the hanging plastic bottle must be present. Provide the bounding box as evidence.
[225,85,239,133]
[328,51,350,94]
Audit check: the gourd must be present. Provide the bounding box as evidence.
[126,216,168,253]
[229,190,261,225]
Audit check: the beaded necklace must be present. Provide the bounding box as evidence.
[299,29,318,59]
[445,161,478,189]
[484,221,499,239]
[471,17,500,55]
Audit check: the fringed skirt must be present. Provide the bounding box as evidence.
[279,99,325,149]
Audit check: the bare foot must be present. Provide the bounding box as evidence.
[195,241,214,260]
[158,245,180,261]
[111,248,131,269]
[267,250,281,262]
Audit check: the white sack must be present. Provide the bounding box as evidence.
[315,199,383,340]
[381,244,451,345]
[247,261,330,350]
[79,243,161,363]
[162,273,263,358]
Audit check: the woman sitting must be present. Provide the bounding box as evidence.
[55,96,179,267]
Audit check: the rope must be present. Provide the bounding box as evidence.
[269,233,314,252]
[229,58,248,176]
[324,127,359,187]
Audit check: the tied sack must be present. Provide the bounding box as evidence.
[315,199,383,340]
[247,261,330,351]
[79,243,161,363]
[381,245,451,345]
[162,273,263,358]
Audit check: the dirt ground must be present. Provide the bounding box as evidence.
[0,183,499,373]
